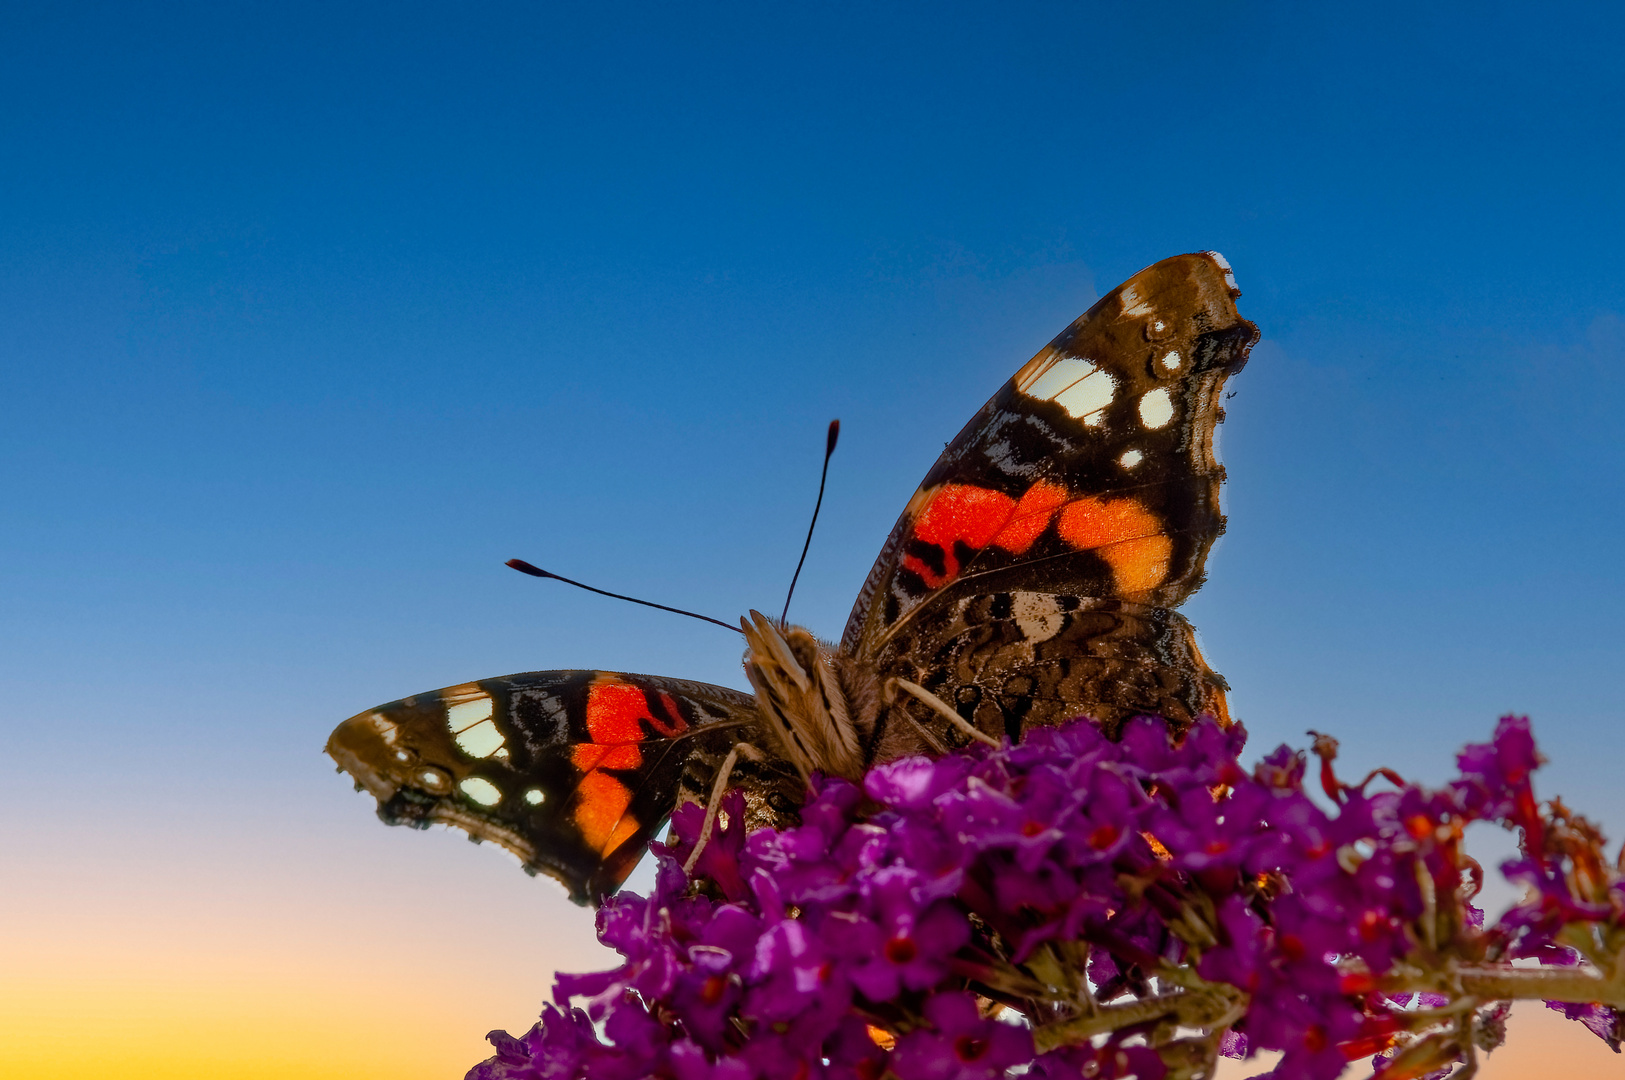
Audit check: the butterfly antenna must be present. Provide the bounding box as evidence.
[506,559,742,633]
[780,419,840,625]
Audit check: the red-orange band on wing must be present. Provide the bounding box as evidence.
[573,769,637,854]
[585,682,653,743]
[571,679,693,854]
[1056,497,1172,595]
[901,481,1171,596]
[902,484,1017,588]
[993,479,1072,553]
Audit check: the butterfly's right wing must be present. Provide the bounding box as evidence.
[842,253,1255,751]
[843,252,1257,661]
[326,671,768,905]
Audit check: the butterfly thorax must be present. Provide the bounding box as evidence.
[739,610,884,783]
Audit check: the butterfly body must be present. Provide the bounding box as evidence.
[328,252,1258,905]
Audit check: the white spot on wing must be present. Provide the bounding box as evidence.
[1016,355,1115,424]
[459,777,502,806]
[1159,350,1181,372]
[446,693,494,732]
[524,788,545,805]
[1119,449,1144,469]
[1119,286,1153,318]
[1053,372,1114,423]
[1011,592,1066,643]
[1021,355,1097,399]
[1138,388,1175,429]
[453,718,506,759]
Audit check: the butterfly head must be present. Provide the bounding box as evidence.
[740,610,879,783]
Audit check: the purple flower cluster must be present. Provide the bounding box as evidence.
[471,716,1625,1080]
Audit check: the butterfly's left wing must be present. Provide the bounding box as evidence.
[844,253,1256,745]
[326,671,763,905]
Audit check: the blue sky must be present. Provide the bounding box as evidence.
[3,3,1624,1075]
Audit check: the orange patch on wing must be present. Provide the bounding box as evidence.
[1056,496,1171,595]
[990,479,1071,553]
[584,681,688,747]
[604,814,642,855]
[901,482,1172,596]
[1054,496,1159,548]
[572,743,643,772]
[572,769,636,854]
[1098,535,1173,595]
[902,484,1018,588]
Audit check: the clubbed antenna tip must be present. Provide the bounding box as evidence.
[506,559,740,633]
[781,419,841,625]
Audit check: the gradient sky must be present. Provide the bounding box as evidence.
[4,2,1624,1077]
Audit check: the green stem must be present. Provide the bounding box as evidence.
[1453,965,1625,1006]
[1032,988,1242,1054]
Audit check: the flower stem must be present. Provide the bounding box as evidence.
[1032,988,1244,1053]
[1452,964,1625,1006]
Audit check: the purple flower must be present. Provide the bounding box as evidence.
[465,712,1624,1080]
[1218,1028,1250,1059]
[1030,1041,1167,1079]
[1547,1001,1624,1051]
[846,868,969,1001]
[890,992,1033,1080]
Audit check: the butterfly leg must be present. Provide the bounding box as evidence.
[888,678,1001,749]
[683,741,768,875]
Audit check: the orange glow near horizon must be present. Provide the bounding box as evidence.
[1206,1004,1623,1079]
[0,821,616,1080]
[0,930,579,1079]
[7,811,1620,1079]
[8,950,1620,1079]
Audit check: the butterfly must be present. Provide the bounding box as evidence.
[326,252,1258,906]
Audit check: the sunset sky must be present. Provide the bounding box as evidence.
[4,2,1624,1077]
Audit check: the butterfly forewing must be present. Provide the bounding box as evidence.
[326,671,760,904]
[842,252,1256,658]
[841,253,1254,749]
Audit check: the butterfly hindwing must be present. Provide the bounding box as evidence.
[326,671,760,904]
[867,590,1230,751]
[842,252,1257,660]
